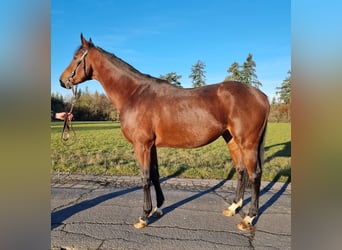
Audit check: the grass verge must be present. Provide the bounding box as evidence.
[51,121,291,182]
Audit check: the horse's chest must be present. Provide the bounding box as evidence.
[120,114,154,144]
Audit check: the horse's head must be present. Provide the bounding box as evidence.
[59,33,94,89]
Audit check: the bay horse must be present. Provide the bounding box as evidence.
[59,34,270,231]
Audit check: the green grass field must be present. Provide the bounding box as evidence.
[51,121,291,182]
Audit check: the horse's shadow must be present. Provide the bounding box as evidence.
[264,141,291,163]
[151,166,236,223]
[255,169,291,222]
[51,165,290,230]
[150,166,290,226]
[51,167,187,230]
[51,185,141,230]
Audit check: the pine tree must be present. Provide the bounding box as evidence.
[276,70,291,104]
[225,53,262,88]
[189,60,206,87]
[160,72,182,87]
[225,62,242,82]
[241,53,262,88]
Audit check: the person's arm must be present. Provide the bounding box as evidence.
[51,111,73,120]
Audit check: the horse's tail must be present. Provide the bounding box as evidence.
[257,102,270,175]
[258,121,267,173]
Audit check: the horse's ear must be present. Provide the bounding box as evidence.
[89,37,93,46]
[80,33,89,48]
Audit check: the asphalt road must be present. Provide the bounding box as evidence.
[51,174,291,249]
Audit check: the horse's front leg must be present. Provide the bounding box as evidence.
[133,142,153,229]
[149,145,164,217]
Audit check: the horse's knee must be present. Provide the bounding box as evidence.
[248,170,262,185]
[141,176,151,188]
[236,165,245,174]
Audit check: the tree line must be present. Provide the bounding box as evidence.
[51,53,291,122]
[269,70,291,122]
[51,88,119,121]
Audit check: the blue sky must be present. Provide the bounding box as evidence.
[51,0,290,100]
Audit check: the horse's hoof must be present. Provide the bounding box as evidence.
[133,217,147,229]
[223,208,235,217]
[149,207,163,218]
[237,221,254,231]
[237,216,255,231]
[223,199,242,217]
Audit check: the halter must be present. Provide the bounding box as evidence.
[61,84,78,146]
[65,49,89,89]
[61,49,88,145]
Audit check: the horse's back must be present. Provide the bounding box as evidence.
[218,81,268,108]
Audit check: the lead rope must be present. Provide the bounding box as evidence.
[61,85,78,146]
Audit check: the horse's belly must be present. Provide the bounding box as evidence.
[154,124,223,148]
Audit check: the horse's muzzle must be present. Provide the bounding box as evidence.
[60,79,72,89]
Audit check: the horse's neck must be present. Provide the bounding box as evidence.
[91,49,146,113]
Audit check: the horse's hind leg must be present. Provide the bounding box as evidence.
[149,145,164,217]
[223,132,261,231]
[223,137,246,217]
[237,146,261,231]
